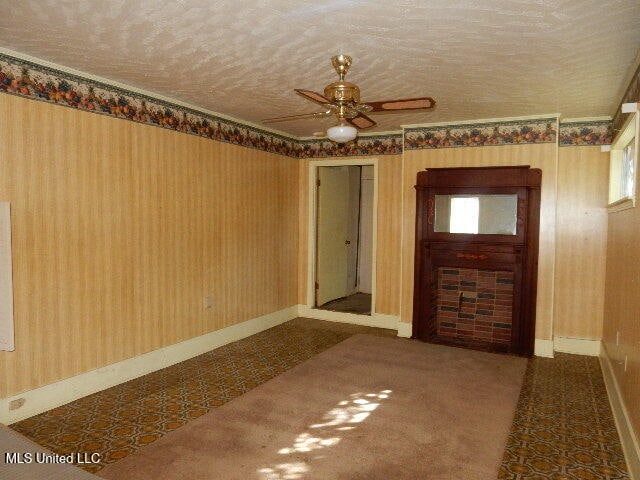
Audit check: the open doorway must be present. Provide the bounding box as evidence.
[314,164,374,315]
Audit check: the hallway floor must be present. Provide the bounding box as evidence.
[11,319,629,479]
[318,292,372,315]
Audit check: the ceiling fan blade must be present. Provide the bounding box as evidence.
[365,97,435,112]
[295,89,332,105]
[346,113,377,130]
[262,111,332,124]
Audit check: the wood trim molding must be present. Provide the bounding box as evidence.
[306,158,379,314]
[553,336,601,356]
[534,339,554,358]
[397,322,412,338]
[600,343,640,479]
[296,305,399,331]
[608,197,636,213]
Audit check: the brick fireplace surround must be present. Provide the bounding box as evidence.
[436,267,514,345]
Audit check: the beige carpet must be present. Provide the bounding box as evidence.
[99,335,526,480]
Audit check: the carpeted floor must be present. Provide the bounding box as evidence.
[318,293,372,315]
[10,318,630,479]
[498,354,629,479]
[10,319,394,473]
[98,334,526,480]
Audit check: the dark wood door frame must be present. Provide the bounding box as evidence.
[412,166,541,356]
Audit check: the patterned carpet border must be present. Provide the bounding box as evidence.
[498,354,629,479]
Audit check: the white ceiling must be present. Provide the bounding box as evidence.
[1,0,639,136]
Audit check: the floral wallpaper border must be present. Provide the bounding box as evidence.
[0,52,300,157]
[558,120,612,147]
[403,118,558,150]
[0,51,615,156]
[297,134,403,158]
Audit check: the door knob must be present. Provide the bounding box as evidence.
[345,240,351,245]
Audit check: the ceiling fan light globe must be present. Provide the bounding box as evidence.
[326,124,357,143]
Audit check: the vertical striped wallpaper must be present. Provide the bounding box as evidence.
[0,94,299,397]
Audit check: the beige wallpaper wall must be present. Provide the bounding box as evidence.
[0,94,299,398]
[602,156,640,448]
[554,146,609,339]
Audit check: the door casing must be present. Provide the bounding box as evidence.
[307,158,378,315]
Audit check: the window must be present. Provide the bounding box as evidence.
[609,112,638,211]
[620,140,635,199]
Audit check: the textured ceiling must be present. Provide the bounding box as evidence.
[1,0,639,136]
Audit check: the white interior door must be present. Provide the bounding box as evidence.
[316,166,350,306]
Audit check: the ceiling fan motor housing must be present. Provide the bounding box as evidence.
[324,81,360,105]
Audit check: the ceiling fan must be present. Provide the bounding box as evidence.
[262,55,436,143]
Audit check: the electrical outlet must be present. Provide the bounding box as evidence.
[204,296,213,309]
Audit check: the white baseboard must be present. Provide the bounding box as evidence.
[534,339,554,358]
[397,322,412,338]
[600,343,640,479]
[553,336,601,356]
[0,306,298,425]
[296,305,399,330]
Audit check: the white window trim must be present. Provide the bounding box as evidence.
[608,112,638,213]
